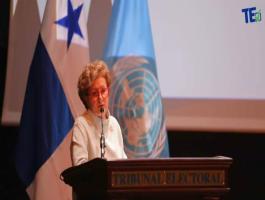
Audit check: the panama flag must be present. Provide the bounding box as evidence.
[14,0,90,199]
[104,0,169,158]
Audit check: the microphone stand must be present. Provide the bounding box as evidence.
[100,107,106,159]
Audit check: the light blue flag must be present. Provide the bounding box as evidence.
[104,0,169,158]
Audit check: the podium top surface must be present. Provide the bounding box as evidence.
[108,156,232,167]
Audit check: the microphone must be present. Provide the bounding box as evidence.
[99,107,106,159]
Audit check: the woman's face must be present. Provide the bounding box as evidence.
[87,76,109,117]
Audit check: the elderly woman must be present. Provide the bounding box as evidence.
[71,60,127,166]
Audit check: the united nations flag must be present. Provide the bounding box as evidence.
[104,0,169,158]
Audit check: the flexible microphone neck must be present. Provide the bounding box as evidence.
[100,107,106,159]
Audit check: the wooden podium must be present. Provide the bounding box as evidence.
[61,156,232,200]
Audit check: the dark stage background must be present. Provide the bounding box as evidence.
[1,126,265,200]
[1,1,265,200]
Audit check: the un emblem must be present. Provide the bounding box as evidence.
[109,56,167,158]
